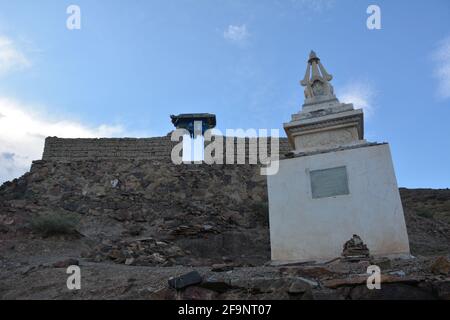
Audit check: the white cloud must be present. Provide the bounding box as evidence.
[339,82,375,117]
[289,0,335,12]
[0,97,127,184]
[432,36,450,99]
[0,36,31,76]
[223,24,249,43]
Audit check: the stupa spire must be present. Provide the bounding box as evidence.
[300,50,335,103]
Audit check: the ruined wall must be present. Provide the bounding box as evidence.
[42,136,291,162]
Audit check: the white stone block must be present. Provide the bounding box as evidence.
[267,143,410,262]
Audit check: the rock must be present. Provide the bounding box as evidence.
[203,224,214,231]
[125,225,143,236]
[107,249,126,263]
[297,277,318,287]
[389,270,406,277]
[323,277,367,289]
[165,245,183,256]
[20,265,37,275]
[151,253,166,263]
[430,256,450,275]
[168,271,203,290]
[110,179,120,188]
[53,258,79,268]
[125,258,135,265]
[199,276,232,293]
[280,266,336,279]
[4,217,14,225]
[288,279,312,294]
[211,263,234,272]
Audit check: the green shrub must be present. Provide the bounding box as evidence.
[251,202,269,226]
[31,212,80,237]
[251,202,269,215]
[416,209,434,219]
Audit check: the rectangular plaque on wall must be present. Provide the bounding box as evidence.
[310,166,349,199]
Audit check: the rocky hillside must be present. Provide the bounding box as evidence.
[400,188,450,255]
[0,160,272,266]
[0,160,449,299]
[1,160,450,266]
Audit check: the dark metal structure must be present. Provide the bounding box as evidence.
[170,113,216,137]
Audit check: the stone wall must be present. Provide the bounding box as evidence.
[42,136,291,162]
[42,136,176,161]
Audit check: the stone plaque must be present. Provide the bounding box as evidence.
[310,166,349,199]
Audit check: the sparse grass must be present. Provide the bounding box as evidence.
[30,212,80,237]
[251,202,268,215]
[251,202,269,226]
[415,209,434,220]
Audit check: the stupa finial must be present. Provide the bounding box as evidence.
[300,50,335,102]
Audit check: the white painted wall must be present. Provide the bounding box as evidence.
[267,144,410,262]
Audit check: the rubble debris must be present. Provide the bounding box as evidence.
[342,234,370,261]
[85,238,185,266]
[168,271,203,290]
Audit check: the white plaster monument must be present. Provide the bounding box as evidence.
[267,51,410,262]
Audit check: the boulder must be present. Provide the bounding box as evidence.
[168,271,203,290]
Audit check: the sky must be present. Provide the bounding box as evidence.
[0,0,449,188]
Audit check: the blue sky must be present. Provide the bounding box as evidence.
[0,0,449,187]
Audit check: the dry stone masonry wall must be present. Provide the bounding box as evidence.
[42,136,177,161]
[42,136,291,162]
